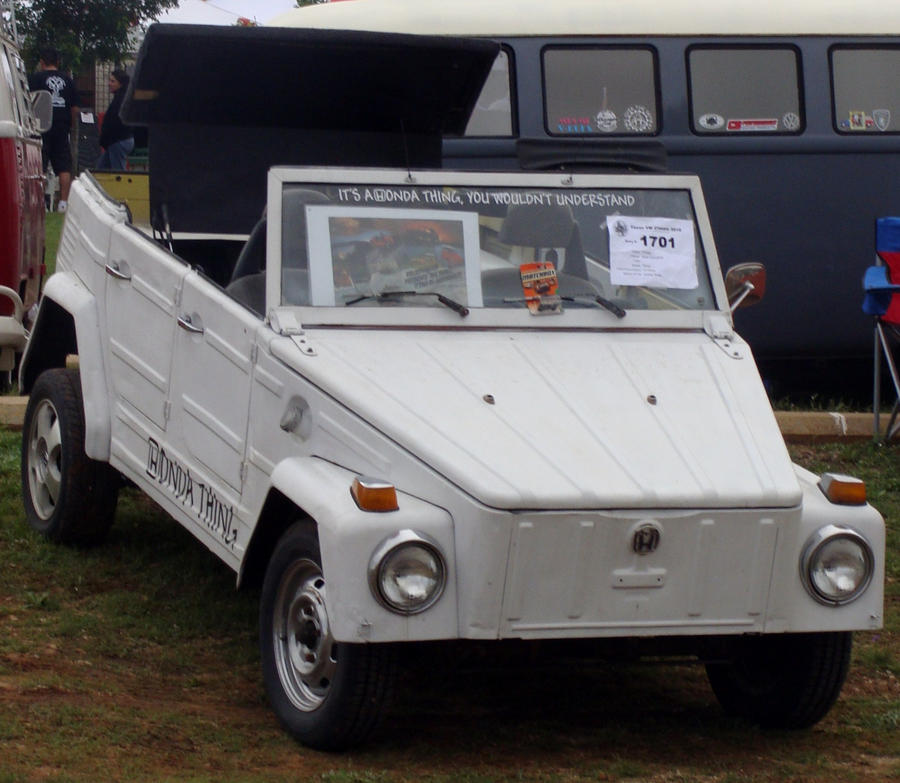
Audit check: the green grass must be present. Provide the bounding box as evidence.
[0,428,898,782]
[44,211,65,277]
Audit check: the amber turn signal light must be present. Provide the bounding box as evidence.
[351,476,399,512]
[818,473,867,505]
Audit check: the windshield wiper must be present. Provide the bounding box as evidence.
[561,293,627,319]
[345,290,470,317]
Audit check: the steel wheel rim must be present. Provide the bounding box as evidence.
[273,557,337,712]
[26,399,62,521]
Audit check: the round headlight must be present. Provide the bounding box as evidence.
[369,530,446,614]
[800,525,874,606]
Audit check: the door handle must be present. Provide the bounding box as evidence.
[177,313,204,334]
[105,260,132,280]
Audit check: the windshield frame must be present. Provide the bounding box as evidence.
[264,166,729,330]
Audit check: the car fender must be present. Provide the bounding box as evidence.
[21,273,111,461]
[265,456,458,643]
[760,463,887,633]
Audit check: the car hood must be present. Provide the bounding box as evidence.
[278,329,801,510]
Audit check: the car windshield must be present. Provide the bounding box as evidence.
[276,178,716,314]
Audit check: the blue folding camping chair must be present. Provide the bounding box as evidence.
[863,217,900,440]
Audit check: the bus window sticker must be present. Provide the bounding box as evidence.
[840,109,891,131]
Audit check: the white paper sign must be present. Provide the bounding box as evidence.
[607,216,698,289]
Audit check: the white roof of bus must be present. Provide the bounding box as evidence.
[271,0,900,36]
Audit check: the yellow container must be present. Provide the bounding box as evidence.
[92,171,150,226]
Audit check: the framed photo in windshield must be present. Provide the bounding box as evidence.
[306,206,483,307]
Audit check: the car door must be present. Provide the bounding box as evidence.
[167,269,257,496]
[105,223,189,456]
[161,270,258,561]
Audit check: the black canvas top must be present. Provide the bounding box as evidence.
[121,24,498,234]
[122,24,499,136]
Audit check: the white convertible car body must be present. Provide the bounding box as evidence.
[19,24,884,750]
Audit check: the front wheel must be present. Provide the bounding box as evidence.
[259,522,395,751]
[21,368,119,545]
[705,631,852,729]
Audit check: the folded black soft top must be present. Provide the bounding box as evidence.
[123,23,499,136]
[122,24,498,235]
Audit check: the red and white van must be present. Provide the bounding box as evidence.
[0,12,50,375]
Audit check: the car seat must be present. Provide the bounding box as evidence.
[226,188,329,313]
[497,202,589,279]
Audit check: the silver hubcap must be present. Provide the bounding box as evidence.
[26,399,62,521]
[273,558,337,712]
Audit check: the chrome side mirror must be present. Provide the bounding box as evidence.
[725,262,766,311]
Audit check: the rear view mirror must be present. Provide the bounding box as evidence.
[725,262,766,311]
[31,90,52,133]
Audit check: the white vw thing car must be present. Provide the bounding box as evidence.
[18,25,885,751]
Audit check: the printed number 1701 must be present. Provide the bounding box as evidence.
[640,235,675,249]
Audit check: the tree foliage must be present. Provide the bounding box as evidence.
[15,0,179,72]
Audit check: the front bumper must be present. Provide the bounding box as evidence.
[301,462,884,643]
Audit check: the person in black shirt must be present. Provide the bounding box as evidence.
[28,47,79,212]
[95,70,134,171]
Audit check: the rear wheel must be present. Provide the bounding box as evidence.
[705,632,852,729]
[21,368,119,545]
[260,522,395,751]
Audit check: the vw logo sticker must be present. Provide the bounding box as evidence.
[698,113,725,131]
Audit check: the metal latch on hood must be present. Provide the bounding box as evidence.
[703,313,743,359]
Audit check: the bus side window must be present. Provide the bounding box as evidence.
[832,47,900,133]
[542,46,659,137]
[688,46,804,135]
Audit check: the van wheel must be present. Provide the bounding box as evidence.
[260,522,395,751]
[705,632,852,729]
[21,368,119,545]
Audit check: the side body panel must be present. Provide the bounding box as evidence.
[168,272,256,493]
[242,336,461,641]
[18,133,44,310]
[25,273,111,459]
[0,137,21,310]
[0,39,44,317]
[104,222,187,433]
[21,176,128,459]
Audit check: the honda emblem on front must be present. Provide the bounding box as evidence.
[633,524,661,554]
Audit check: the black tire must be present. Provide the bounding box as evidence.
[21,368,119,545]
[705,631,852,729]
[259,522,395,751]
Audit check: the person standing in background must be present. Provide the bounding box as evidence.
[95,70,134,171]
[28,47,79,212]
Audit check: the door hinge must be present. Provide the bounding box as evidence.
[269,309,305,336]
[163,400,172,422]
[703,313,743,359]
[250,343,258,365]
